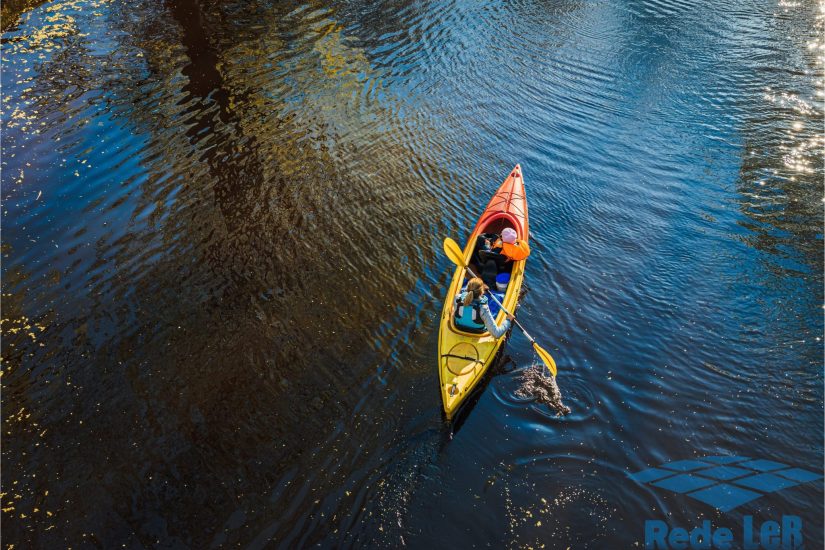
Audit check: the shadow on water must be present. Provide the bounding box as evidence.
[0,0,48,32]
[1,0,456,546]
[447,353,514,437]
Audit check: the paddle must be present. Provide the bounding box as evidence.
[443,237,558,377]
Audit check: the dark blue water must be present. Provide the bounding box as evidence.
[2,0,822,547]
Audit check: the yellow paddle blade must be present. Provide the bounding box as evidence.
[533,343,558,377]
[443,237,467,268]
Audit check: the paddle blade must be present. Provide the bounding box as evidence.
[443,237,467,268]
[533,343,558,377]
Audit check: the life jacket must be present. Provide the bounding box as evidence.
[454,293,487,333]
[501,239,530,261]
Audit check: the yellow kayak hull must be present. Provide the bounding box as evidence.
[438,165,528,419]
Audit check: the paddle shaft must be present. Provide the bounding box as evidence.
[462,265,536,345]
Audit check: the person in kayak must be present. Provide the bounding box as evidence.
[455,277,514,338]
[496,227,530,261]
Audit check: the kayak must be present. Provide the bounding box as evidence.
[438,164,528,419]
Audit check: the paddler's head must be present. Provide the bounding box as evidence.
[501,227,517,244]
[463,277,488,306]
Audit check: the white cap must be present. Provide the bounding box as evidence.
[501,227,517,244]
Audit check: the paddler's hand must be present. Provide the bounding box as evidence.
[506,313,515,321]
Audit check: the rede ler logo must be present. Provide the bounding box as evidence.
[644,516,803,549]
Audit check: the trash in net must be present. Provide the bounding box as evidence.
[515,363,571,416]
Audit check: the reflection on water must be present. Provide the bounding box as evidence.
[2,0,822,547]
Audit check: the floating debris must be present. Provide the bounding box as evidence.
[515,364,571,416]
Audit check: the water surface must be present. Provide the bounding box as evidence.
[2,0,823,547]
